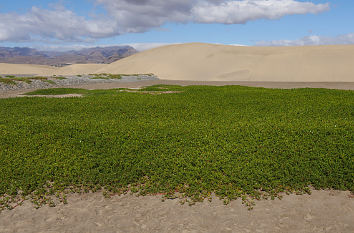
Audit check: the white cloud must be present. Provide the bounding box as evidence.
[192,0,329,24]
[257,33,354,46]
[0,6,120,42]
[0,1,330,42]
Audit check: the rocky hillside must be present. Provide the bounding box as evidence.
[0,46,137,66]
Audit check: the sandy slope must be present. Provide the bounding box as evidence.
[0,63,58,75]
[98,43,354,82]
[54,64,108,75]
[1,43,354,82]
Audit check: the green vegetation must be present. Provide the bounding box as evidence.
[0,85,353,210]
[25,88,90,96]
[88,73,154,80]
[139,85,180,92]
[89,73,123,80]
[0,78,16,85]
[123,73,154,77]
[0,76,57,85]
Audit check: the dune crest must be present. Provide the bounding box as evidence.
[98,43,354,82]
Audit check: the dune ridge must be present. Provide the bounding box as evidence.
[99,43,354,82]
[1,43,354,82]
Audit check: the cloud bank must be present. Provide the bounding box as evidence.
[257,33,354,46]
[0,0,329,42]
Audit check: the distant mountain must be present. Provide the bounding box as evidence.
[0,46,137,66]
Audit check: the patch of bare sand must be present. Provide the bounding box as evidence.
[18,94,83,98]
[119,89,183,95]
[0,63,108,76]
[0,190,352,233]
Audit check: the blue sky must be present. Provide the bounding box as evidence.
[0,0,353,50]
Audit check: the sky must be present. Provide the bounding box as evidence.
[0,0,353,51]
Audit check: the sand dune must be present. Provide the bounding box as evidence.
[1,43,354,82]
[53,64,108,76]
[98,43,354,82]
[0,63,57,75]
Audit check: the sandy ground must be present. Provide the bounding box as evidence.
[1,43,354,82]
[0,190,353,233]
[18,94,83,98]
[0,63,107,76]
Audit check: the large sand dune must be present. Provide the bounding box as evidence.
[99,43,354,82]
[0,63,58,75]
[1,43,354,82]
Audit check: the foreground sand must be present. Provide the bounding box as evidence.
[0,191,353,233]
[1,43,354,82]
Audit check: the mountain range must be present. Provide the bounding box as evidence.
[0,46,137,66]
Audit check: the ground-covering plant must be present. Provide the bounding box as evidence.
[25,88,90,96]
[0,85,353,210]
[89,73,123,80]
[0,77,16,85]
[0,76,56,85]
[88,73,154,80]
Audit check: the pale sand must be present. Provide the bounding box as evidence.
[18,94,83,98]
[0,63,107,76]
[0,63,58,75]
[0,63,108,77]
[97,43,354,82]
[53,64,108,76]
[0,191,353,233]
[1,43,354,83]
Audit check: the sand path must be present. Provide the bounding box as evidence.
[0,190,353,233]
